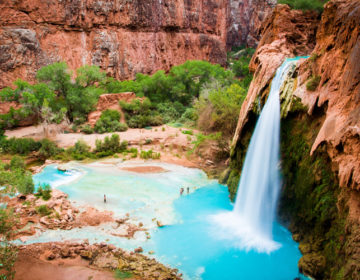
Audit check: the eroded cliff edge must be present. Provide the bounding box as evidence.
[0,0,274,89]
[224,1,360,279]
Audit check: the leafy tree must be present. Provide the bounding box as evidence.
[195,83,246,137]
[66,86,103,122]
[75,65,107,87]
[0,207,17,280]
[94,109,128,133]
[36,62,71,98]
[38,139,61,159]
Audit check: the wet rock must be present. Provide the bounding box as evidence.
[134,247,143,253]
[298,253,326,278]
[44,250,56,260]
[60,248,70,258]
[80,250,92,260]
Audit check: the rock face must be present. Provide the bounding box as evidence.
[232,4,319,147]
[226,0,276,49]
[229,0,360,279]
[294,0,360,191]
[0,0,275,89]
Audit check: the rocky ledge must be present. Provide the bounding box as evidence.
[17,241,182,280]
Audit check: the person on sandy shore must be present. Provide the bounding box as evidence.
[104,194,107,203]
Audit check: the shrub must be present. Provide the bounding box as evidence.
[306,76,321,91]
[38,139,61,159]
[35,205,52,216]
[36,184,52,201]
[9,156,25,171]
[15,171,34,194]
[95,134,127,156]
[80,124,94,134]
[140,150,160,160]
[94,110,128,133]
[278,0,329,12]
[0,137,41,155]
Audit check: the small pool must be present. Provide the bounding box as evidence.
[28,161,306,280]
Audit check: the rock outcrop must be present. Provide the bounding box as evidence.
[17,242,182,280]
[0,0,275,89]
[226,0,276,48]
[294,0,360,191]
[232,4,319,146]
[228,1,360,279]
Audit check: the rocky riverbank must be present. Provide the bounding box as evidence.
[14,241,182,280]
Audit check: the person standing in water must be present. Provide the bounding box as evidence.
[104,194,107,203]
[180,188,184,196]
[187,187,190,194]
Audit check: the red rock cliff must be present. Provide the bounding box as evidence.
[226,0,276,48]
[0,0,229,88]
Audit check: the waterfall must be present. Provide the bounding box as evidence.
[212,57,306,253]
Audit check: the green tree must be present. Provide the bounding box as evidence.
[75,65,107,88]
[36,62,71,98]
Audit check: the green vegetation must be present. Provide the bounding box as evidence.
[0,207,17,280]
[0,157,34,195]
[114,269,133,279]
[94,109,128,133]
[35,184,52,201]
[140,150,160,160]
[35,205,52,216]
[95,134,128,157]
[278,0,329,12]
[120,98,162,128]
[306,75,321,91]
[195,83,246,138]
[280,112,347,279]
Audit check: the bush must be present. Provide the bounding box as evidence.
[35,205,52,216]
[36,184,52,201]
[16,171,35,194]
[39,139,61,159]
[94,110,128,133]
[306,76,321,91]
[9,156,25,171]
[80,124,94,134]
[140,150,160,160]
[95,134,128,156]
[278,0,329,12]
[0,137,41,155]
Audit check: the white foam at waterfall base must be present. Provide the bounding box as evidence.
[210,211,280,253]
[211,57,308,254]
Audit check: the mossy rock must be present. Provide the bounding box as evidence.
[299,252,326,278]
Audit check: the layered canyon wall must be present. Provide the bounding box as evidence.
[227,0,360,278]
[0,0,274,89]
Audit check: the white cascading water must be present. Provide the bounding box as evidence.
[212,57,305,253]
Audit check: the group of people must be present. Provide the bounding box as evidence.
[180,187,190,195]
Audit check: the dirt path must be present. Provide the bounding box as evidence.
[5,124,195,149]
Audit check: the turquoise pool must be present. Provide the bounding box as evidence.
[28,161,306,280]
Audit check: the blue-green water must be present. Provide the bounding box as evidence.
[30,161,306,280]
